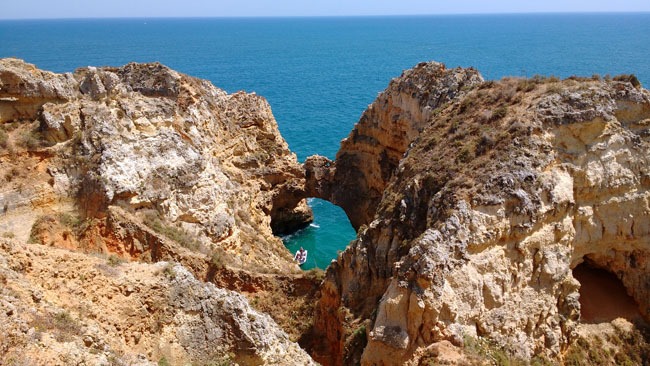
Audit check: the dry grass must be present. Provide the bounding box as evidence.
[564,324,650,366]
[142,211,202,251]
[0,130,8,149]
[249,284,316,343]
[30,310,82,343]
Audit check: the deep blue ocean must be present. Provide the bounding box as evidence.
[2,14,649,269]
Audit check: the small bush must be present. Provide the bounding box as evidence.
[613,74,641,88]
[29,215,55,244]
[4,167,20,182]
[447,118,461,134]
[305,268,325,282]
[200,353,235,366]
[517,79,537,92]
[30,310,82,343]
[475,132,496,156]
[143,211,201,251]
[0,130,8,149]
[20,131,42,149]
[162,262,176,279]
[107,254,124,267]
[352,324,366,339]
[457,141,476,163]
[545,83,562,94]
[57,212,82,228]
[491,106,508,121]
[479,80,495,90]
[459,94,476,113]
[1,231,15,239]
[463,335,528,366]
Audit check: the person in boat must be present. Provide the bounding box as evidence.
[295,247,306,262]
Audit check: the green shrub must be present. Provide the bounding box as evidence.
[107,254,124,267]
[20,130,42,149]
[457,142,476,163]
[463,335,528,366]
[162,262,176,279]
[491,106,508,121]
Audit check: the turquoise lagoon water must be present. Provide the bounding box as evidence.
[2,14,649,269]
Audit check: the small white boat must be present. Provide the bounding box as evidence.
[294,249,308,266]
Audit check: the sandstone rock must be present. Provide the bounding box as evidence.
[0,58,77,123]
[0,58,311,274]
[311,69,650,364]
[305,62,484,229]
[0,239,315,365]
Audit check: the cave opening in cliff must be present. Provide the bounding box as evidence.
[572,261,644,324]
[281,198,356,270]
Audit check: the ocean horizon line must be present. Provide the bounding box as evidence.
[2,11,650,22]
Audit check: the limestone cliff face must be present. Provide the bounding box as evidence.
[0,58,316,365]
[312,67,650,365]
[0,239,315,365]
[305,62,483,229]
[0,58,311,273]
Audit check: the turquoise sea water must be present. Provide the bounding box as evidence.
[2,14,649,269]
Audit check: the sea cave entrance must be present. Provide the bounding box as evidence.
[282,198,356,270]
[572,260,645,324]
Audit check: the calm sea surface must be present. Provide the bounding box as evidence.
[2,14,649,269]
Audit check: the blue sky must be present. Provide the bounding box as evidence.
[3,0,650,19]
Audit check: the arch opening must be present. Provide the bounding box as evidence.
[572,259,645,325]
[281,198,356,270]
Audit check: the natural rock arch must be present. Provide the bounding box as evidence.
[307,64,650,365]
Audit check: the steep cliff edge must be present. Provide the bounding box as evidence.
[0,58,311,272]
[305,62,483,229]
[311,65,650,365]
[0,58,317,364]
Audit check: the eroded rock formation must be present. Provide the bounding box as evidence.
[0,58,311,272]
[305,62,484,229]
[311,65,650,365]
[0,238,315,365]
[0,58,316,365]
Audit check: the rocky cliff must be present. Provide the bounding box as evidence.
[0,58,311,272]
[310,65,650,365]
[305,62,484,229]
[0,238,315,365]
[0,58,316,365]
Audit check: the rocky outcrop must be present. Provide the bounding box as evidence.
[0,58,317,365]
[311,68,650,365]
[305,62,483,229]
[0,238,315,365]
[0,58,311,273]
